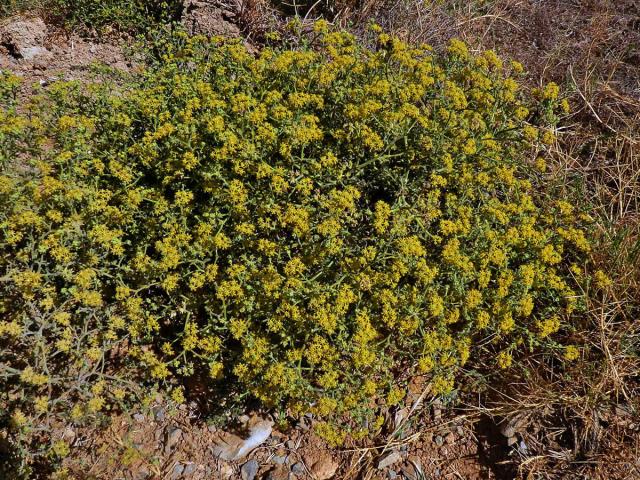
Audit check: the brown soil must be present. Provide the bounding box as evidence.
[0,14,133,91]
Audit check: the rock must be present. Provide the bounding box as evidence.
[518,439,529,454]
[133,413,145,423]
[388,470,397,479]
[434,435,444,447]
[445,432,455,445]
[154,407,166,422]
[264,465,289,480]
[432,398,442,422]
[285,440,296,450]
[500,422,516,438]
[291,463,305,474]
[182,0,240,37]
[164,426,183,454]
[240,459,259,480]
[170,463,185,480]
[219,463,234,479]
[376,451,402,470]
[456,425,464,436]
[401,457,423,480]
[272,454,287,465]
[310,453,338,480]
[207,424,217,433]
[212,417,273,461]
[183,463,196,475]
[0,16,50,60]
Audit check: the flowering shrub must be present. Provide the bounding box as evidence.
[1,26,596,468]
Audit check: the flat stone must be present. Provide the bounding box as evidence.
[264,465,289,480]
[434,435,444,447]
[272,455,287,465]
[240,459,259,480]
[164,426,183,454]
[376,451,402,470]
[154,407,166,422]
[310,453,338,480]
[0,16,49,60]
[291,463,304,474]
[170,463,185,480]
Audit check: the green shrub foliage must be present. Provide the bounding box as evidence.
[1,26,596,460]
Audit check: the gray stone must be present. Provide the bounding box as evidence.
[241,459,259,480]
[272,455,287,465]
[387,470,397,479]
[183,463,196,475]
[164,426,183,454]
[434,435,444,447]
[170,463,185,480]
[154,407,166,422]
[133,413,145,423]
[0,16,49,60]
[285,440,296,450]
[376,451,402,470]
[291,463,304,474]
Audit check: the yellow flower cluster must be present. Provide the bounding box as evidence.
[0,28,592,452]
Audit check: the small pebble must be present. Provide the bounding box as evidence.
[285,440,296,450]
[133,413,145,423]
[291,463,305,474]
[272,454,287,465]
[170,463,185,480]
[183,463,196,475]
[241,459,259,480]
[154,407,166,422]
[376,451,402,470]
[388,470,397,479]
[164,426,182,454]
[434,435,444,447]
[445,432,455,445]
[456,425,464,436]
